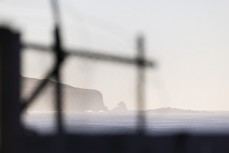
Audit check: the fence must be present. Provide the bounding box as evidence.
[1,1,229,153]
[0,0,154,151]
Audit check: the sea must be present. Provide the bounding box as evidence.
[22,112,229,135]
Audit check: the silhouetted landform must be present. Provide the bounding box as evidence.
[22,77,107,113]
[112,101,128,112]
[147,107,213,114]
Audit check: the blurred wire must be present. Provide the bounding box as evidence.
[61,2,134,49]
[62,2,133,37]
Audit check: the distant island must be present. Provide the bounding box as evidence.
[146,107,217,114]
[22,77,225,115]
[22,77,107,113]
[147,107,196,113]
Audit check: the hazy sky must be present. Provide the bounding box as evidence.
[1,0,229,111]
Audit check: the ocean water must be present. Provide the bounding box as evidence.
[22,112,229,135]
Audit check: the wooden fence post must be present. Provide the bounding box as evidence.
[0,26,22,153]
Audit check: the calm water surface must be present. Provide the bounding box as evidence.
[22,112,229,135]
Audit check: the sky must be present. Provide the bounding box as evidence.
[1,0,229,111]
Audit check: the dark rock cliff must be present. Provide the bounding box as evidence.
[22,77,107,112]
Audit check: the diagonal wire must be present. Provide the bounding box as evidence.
[21,62,63,111]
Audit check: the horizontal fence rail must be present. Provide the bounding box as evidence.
[22,43,155,67]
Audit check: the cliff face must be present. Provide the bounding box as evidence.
[22,77,107,113]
